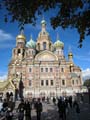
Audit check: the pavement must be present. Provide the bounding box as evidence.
[1,101,90,120]
[13,101,90,120]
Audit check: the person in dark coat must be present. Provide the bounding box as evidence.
[2,99,8,110]
[68,96,72,108]
[17,99,25,120]
[35,98,43,120]
[24,99,32,120]
[6,107,13,120]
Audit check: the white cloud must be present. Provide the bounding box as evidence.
[0,29,14,41]
[82,68,90,80]
[0,75,7,81]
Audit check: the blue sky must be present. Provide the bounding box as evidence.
[0,8,90,80]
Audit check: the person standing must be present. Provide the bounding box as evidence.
[6,107,13,120]
[24,99,32,120]
[17,99,25,120]
[35,98,43,120]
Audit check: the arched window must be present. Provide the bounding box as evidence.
[17,49,21,54]
[43,42,46,50]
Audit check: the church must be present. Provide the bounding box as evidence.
[0,19,82,98]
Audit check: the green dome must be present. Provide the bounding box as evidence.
[41,19,46,25]
[54,39,64,48]
[26,36,36,49]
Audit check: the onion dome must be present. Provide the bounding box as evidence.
[54,33,64,48]
[16,28,26,41]
[26,35,36,49]
[16,34,26,41]
[41,19,46,25]
[54,38,64,48]
[68,52,73,57]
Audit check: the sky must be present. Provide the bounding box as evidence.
[0,7,90,81]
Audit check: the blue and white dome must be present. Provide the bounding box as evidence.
[41,19,46,25]
[26,36,36,49]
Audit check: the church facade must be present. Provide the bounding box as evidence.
[6,19,82,98]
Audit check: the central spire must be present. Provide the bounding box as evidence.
[41,17,46,32]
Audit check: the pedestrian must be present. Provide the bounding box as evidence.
[68,96,72,108]
[17,99,25,120]
[53,97,56,105]
[24,99,32,120]
[76,103,80,120]
[57,99,66,120]
[35,98,43,120]
[6,107,13,120]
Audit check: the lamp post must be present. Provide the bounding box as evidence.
[19,73,24,100]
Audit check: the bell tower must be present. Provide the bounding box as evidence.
[36,18,53,52]
[12,28,26,60]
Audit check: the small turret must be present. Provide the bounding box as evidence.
[16,28,26,48]
[68,52,73,62]
[26,35,36,49]
[54,33,64,57]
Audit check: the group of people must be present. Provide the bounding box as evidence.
[0,95,81,120]
[17,98,43,120]
[56,96,80,120]
[0,97,43,120]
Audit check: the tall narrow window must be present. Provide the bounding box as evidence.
[41,68,43,72]
[51,80,53,86]
[38,43,40,50]
[29,68,32,72]
[46,80,48,86]
[17,49,21,54]
[62,79,65,86]
[43,42,46,50]
[61,68,64,72]
[29,80,32,86]
[50,68,53,72]
[76,80,78,85]
[46,68,48,72]
[49,43,51,50]
[41,80,44,86]
[72,80,74,85]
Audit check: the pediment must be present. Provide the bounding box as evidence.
[35,50,58,61]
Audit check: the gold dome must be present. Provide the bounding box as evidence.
[68,52,73,57]
[16,34,26,41]
[54,40,64,48]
